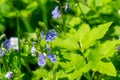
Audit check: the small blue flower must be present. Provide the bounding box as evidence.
[65,2,69,12]
[46,29,58,42]
[2,37,18,51]
[52,6,61,19]
[2,39,11,51]
[30,46,36,56]
[47,54,57,63]
[5,71,13,80]
[38,54,46,66]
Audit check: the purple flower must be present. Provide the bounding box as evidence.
[2,37,18,51]
[9,37,18,50]
[46,29,58,42]
[38,54,46,66]
[47,54,57,63]
[52,6,61,19]
[65,2,69,12]
[5,71,13,80]
[2,39,11,51]
[30,46,36,56]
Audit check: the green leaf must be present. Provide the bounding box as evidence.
[53,37,79,50]
[67,28,79,41]
[87,46,102,62]
[79,3,91,14]
[68,17,81,27]
[68,69,82,80]
[78,23,90,42]
[81,22,113,50]
[14,74,25,80]
[88,61,116,76]
[32,68,48,80]
[56,70,68,80]
[59,53,86,80]
[95,0,103,7]
[100,40,120,58]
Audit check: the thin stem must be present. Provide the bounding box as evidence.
[2,56,9,72]
[17,17,21,68]
[91,71,96,80]
[36,0,48,28]
[58,1,65,32]
[51,63,56,80]
[76,0,85,17]
[84,72,91,80]
[76,0,88,23]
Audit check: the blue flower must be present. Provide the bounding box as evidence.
[38,54,46,66]
[52,6,61,19]
[46,29,58,42]
[2,37,18,51]
[2,39,11,51]
[65,2,69,12]
[30,46,36,56]
[47,54,57,63]
[5,71,13,80]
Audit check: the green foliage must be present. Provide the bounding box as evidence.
[1,0,120,80]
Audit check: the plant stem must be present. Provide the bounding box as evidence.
[58,1,65,32]
[91,71,96,80]
[17,17,21,69]
[36,0,48,28]
[2,56,9,72]
[76,0,88,23]
[84,72,91,80]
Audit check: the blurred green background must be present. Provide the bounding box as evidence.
[1,0,120,39]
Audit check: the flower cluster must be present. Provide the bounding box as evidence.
[30,29,58,55]
[37,29,58,66]
[38,53,57,67]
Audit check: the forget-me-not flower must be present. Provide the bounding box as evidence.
[2,37,18,51]
[47,54,57,62]
[5,71,13,80]
[2,39,10,51]
[38,53,46,66]
[52,6,61,19]
[46,29,58,42]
